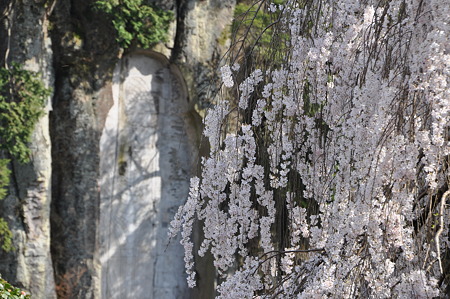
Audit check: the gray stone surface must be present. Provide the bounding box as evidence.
[172,0,236,107]
[0,1,56,298]
[100,52,192,298]
[48,1,119,297]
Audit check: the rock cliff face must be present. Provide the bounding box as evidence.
[0,0,235,298]
[0,1,55,298]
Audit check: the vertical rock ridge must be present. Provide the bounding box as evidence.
[49,1,118,297]
[0,0,56,298]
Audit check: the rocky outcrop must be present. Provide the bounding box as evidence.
[0,0,55,298]
[49,1,119,297]
[0,0,235,297]
[172,0,235,107]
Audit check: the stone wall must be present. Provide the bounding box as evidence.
[99,52,193,298]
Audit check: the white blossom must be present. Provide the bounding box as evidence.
[170,0,449,297]
[221,65,234,88]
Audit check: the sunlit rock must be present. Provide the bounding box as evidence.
[99,52,192,299]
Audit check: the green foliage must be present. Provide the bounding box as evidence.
[0,159,11,253]
[0,63,50,254]
[0,219,12,252]
[233,2,272,46]
[0,276,30,299]
[232,0,288,57]
[94,0,173,49]
[224,0,291,106]
[0,160,10,200]
[0,63,51,163]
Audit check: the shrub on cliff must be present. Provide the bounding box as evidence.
[0,63,50,252]
[94,0,173,49]
[0,275,30,299]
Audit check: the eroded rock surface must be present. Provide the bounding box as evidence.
[0,1,56,298]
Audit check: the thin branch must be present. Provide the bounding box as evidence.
[435,189,449,274]
[4,1,14,69]
[252,248,325,275]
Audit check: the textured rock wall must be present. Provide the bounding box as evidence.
[49,1,119,297]
[172,0,235,106]
[0,0,56,298]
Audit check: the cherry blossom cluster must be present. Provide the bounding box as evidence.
[170,0,449,297]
